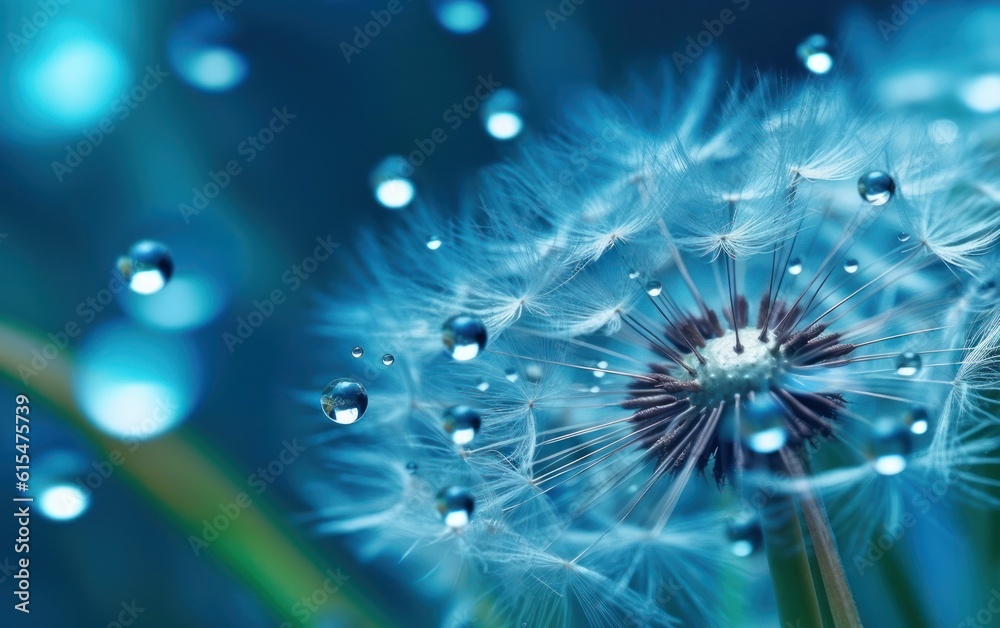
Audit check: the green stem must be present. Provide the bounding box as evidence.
[761,492,824,628]
[781,449,862,628]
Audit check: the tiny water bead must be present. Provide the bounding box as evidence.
[442,315,487,361]
[351,346,364,358]
[475,377,490,392]
[645,280,663,297]
[442,405,481,445]
[320,378,369,425]
[117,240,174,295]
[436,486,475,529]
[726,511,763,557]
[786,258,803,276]
[426,236,443,250]
[381,353,395,366]
[405,462,419,474]
[843,259,859,274]
[895,351,922,377]
[797,34,834,75]
[481,88,524,141]
[870,418,913,476]
[898,232,911,242]
[370,155,415,209]
[628,269,640,280]
[593,360,608,378]
[739,394,788,454]
[858,171,896,206]
[903,406,930,435]
[505,368,519,382]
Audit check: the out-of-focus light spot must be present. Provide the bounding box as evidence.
[731,540,754,557]
[370,155,415,209]
[39,484,89,521]
[74,323,201,440]
[485,112,523,140]
[910,419,929,435]
[797,34,833,75]
[168,10,248,93]
[120,272,226,331]
[877,70,946,107]
[11,24,128,134]
[928,119,958,145]
[482,89,525,141]
[433,0,489,34]
[960,74,1000,113]
[746,427,787,454]
[873,454,907,476]
[183,47,248,92]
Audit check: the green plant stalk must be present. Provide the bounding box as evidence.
[781,449,861,628]
[761,492,824,628]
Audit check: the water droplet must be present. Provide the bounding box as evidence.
[870,418,912,476]
[442,405,481,445]
[843,259,859,274]
[589,385,601,393]
[406,462,419,474]
[351,346,364,358]
[432,0,489,35]
[628,269,640,280]
[381,353,395,366]
[117,240,174,295]
[902,406,930,435]
[593,360,608,378]
[370,155,415,209]
[726,510,763,557]
[787,258,803,276]
[505,368,519,382]
[475,377,490,392]
[320,378,368,425]
[858,171,896,206]
[797,34,834,75]
[895,351,921,377]
[436,486,475,529]
[645,280,663,297]
[482,88,524,141]
[426,236,442,250]
[442,315,487,361]
[525,363,543,383]
[897,232,911,242]
[740,394,787,454]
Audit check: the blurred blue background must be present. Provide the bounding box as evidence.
[0,0,967,625]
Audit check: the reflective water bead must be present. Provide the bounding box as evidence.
[475,377,490,392]
[740,394,787,454]
[320,378,368,425]
[843,259,859,274]
[902,406,930,435]
[504,368,519,382]
[381,353,395,366]
[870,418,912,475]
[898,232,911,242]
[726,510,763,557]
[858,171,896,206]
[442,315,487,361]
[525,363,543,383]
[645,280,663,297]
[442,405,481,445]
[481,88,524,141]
[351,346,364,358]
[426,236,442,250]
[117,240,174,295]
[787,258,803,276]
[895,351,921,377]
[370,155,415,209]
[797,34,834,75]
[628,269,640,280]
[436,486,475,529]
[405,462,419,474]
[593,360,608,378]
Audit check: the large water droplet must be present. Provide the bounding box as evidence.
[381,353,395,366]
[870,418,912,476]
[117,240,174,295]
[482,88,524,141]
[902,406,930,435]
[645,280,663,297]
[797,34,834,75]
[320,378,368,425]
[787,258,803,276]
[351,346,364,358]
[442,315,487,361]
[726,510,763,557]
[895,351,921,377]
[858,171,896,206]
[370,155,415,209]
[436,486,475,528]
[443,405,481,445]
[741,394,788,454]
[843,259,859,274]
